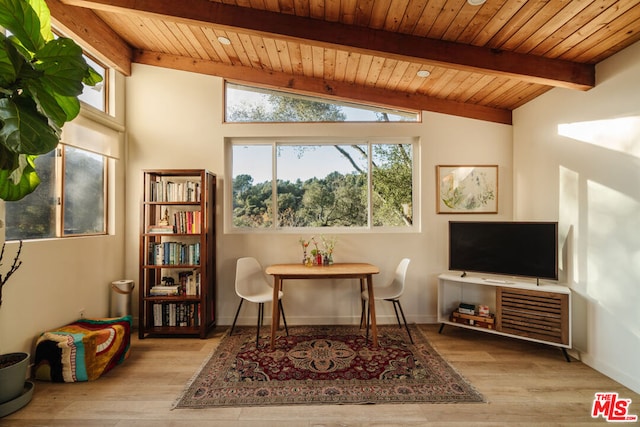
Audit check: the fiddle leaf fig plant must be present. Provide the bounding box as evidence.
[0,0,103,201]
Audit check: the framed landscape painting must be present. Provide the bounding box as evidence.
[436,165,498,214]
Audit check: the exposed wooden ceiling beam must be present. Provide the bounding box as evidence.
[134,50,512,125]
[46,0,132,75]
[60,0,594,91]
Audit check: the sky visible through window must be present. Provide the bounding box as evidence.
[233,144,365,184]
[226,83,419,123]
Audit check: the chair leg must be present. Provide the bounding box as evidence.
[390,299,402,329]
[359,280,366,329]
[279,299,289,336]
[394,300,414,344]
[365,302,371,343]
[256,303,264,348]
[230,299,244,336]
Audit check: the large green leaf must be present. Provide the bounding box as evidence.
[25,78,71,126]
[84,64,103,86]
[0,141,17,170]
[35,38,86,97]
[0,0,47,53]
[0,35,18,87]
[26,0,53,43]
[0,97,60,155]
[0,0,102,201]
[0,152,40,201]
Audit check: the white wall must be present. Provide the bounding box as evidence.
[513,41,640,393]
[0,73,128,356]
[124,64,513,330]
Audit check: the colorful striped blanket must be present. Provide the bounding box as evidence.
[33,316,131,382]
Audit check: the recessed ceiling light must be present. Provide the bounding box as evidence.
[417,70,431,78]
[217,36,231,45]
[467,0,486,5]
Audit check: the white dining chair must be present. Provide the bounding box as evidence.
[362,258,413,344]
[230,257,288,347]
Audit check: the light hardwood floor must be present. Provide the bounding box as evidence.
[2,324,638,426]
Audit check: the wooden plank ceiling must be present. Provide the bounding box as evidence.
[50,0,640,124]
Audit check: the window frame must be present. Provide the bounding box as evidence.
[225,137,420,234]
[224,82,421,123]
[60,144,108,238]
[4,143,109,241]
[3,26,118,242]
[50,29,110,115]
[78,51,109,115]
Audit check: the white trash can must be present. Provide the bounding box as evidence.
[110,280,135,318]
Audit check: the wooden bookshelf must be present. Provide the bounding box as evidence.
[139,169,216,339]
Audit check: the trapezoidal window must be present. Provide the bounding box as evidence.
[225,83,419,123]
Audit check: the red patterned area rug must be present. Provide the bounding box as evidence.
[173,325,484,408]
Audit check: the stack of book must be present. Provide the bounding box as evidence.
[147,224,175,234]
[458,302,476,315]
[149,285,181,296]
[450,302,495,329]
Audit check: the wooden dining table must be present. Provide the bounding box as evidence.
[265,263,380,350]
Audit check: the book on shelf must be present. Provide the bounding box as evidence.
[149,178,201,202]
[173,210,201,234]
[152,302,201,327]
[477,304,490,317]
[451,309,495,324]
[458,302,476,315]
[179,270,200,296]
[148,241,201,266]
[147,225,175,234]
[149,285,181,296]
[450,313,495,330]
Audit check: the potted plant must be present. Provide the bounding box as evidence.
[0,241,28,411]
[0,0,102,415]
[0,0,102,201]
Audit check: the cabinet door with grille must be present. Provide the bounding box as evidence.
[496,287,569,345]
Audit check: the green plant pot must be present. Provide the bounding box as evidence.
[0,353,29,404]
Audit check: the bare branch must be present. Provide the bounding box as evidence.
[0,240,23,307]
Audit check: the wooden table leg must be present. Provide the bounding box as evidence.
[366,274,378,347]
[270,276,281,350]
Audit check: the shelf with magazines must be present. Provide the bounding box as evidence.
[437,273,571,361]
[139,169,216,339]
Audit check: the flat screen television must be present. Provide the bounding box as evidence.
[448,221,558,281]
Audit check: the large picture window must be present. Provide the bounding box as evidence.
[229,138,416,231]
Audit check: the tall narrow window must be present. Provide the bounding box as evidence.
[78,53,108,113]
[372,144,413,227]
[63,146,106,235]
[232,144,273,228]
[5,151,57,240]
